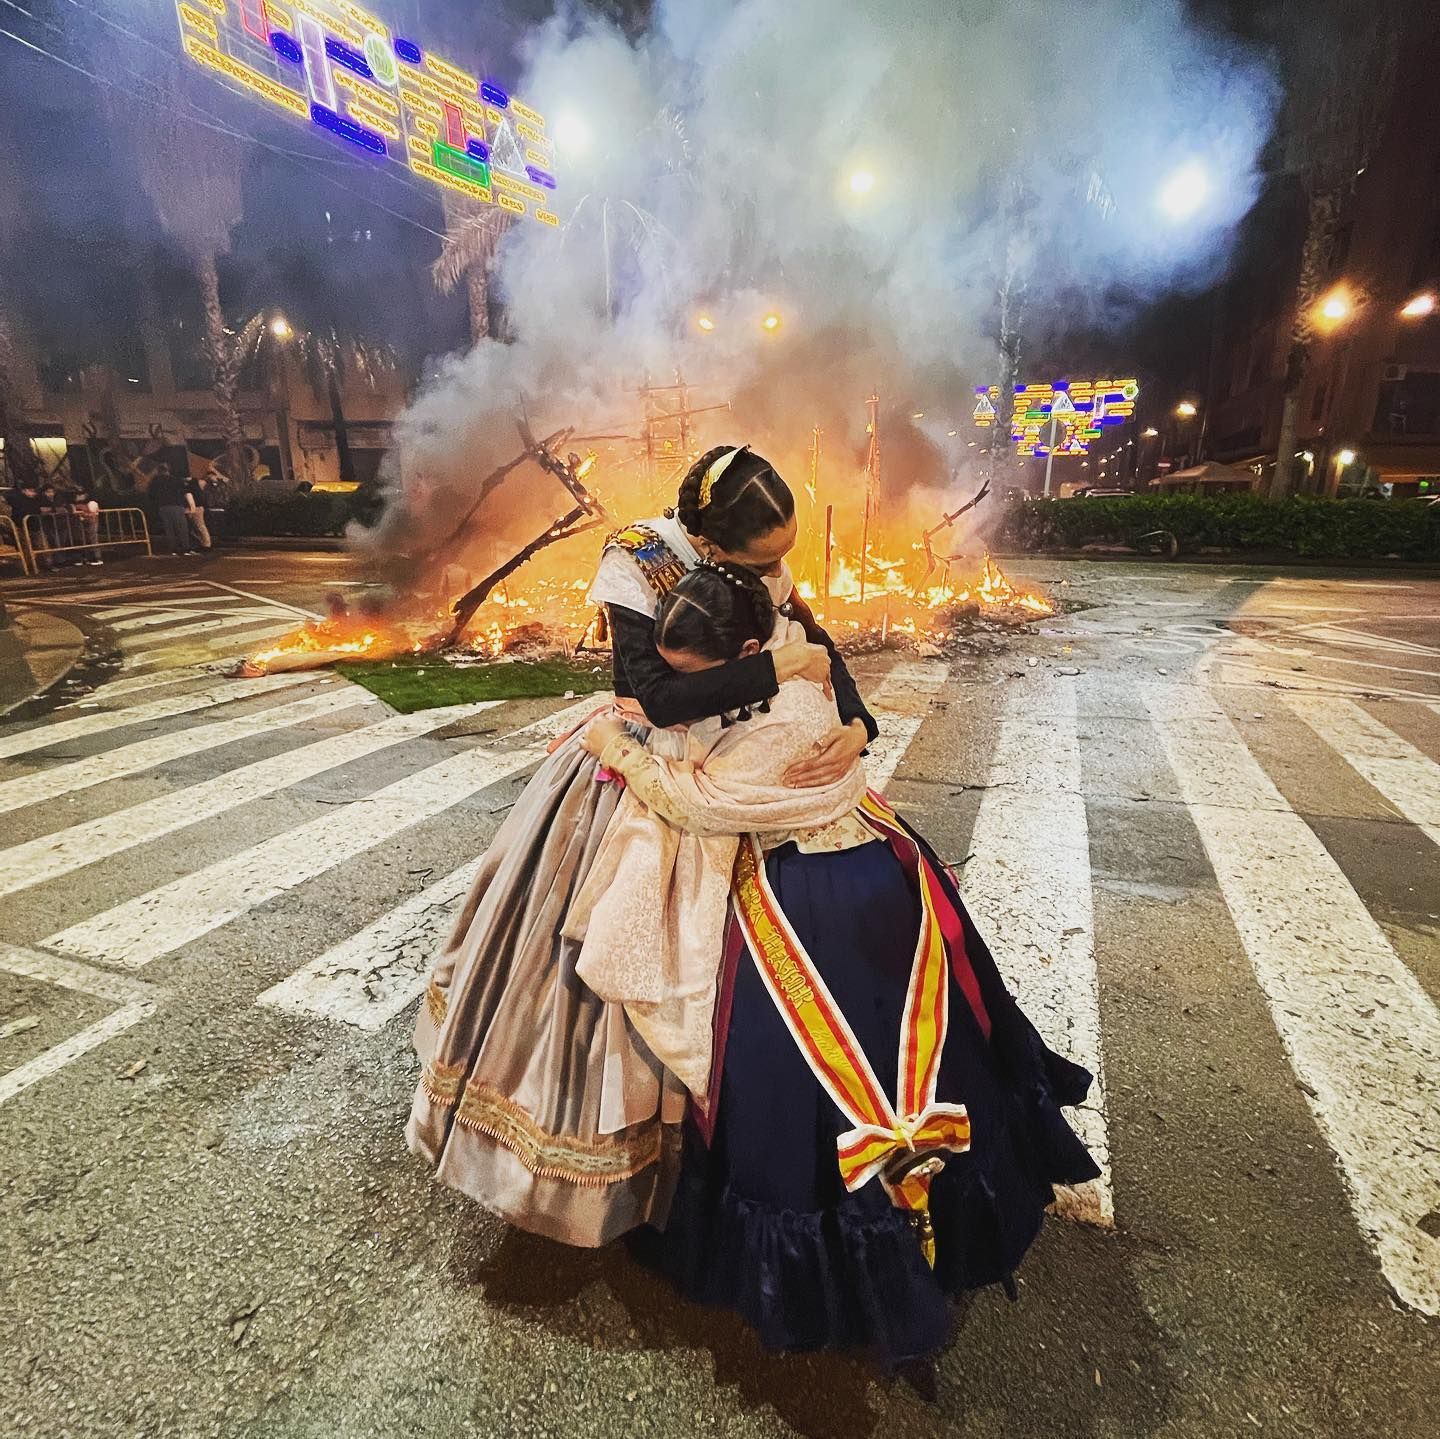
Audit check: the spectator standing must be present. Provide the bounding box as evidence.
[150,464,191,556]
[184,473,212,552]
[71,481,103,565]
[38,483,65,566]
[200,471,227,547]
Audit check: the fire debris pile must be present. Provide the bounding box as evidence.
[231,411,1057,680]
[231,421,611,677]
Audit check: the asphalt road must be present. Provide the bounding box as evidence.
[0,550,1436,1439]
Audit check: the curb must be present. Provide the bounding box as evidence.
[0,605,88,716]
[233,536,348,553]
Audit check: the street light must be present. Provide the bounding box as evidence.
[552,111,590,156]
[695,314,716,333]
[270,316,293,340]
[1157,162,1210,221]
[1337,448,1357,467]
[1142,427,1159,438]
[1175,400,1198,419]
[761,312,782,333]
[1316,287,1356,330]
[1401,292,1436,319]
[849,169,876,196]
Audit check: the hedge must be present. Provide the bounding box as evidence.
[996,494,1440,562]
[223,489,384,538]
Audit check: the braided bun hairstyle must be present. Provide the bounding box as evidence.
[672,445,795,553]
[654,561,774,664]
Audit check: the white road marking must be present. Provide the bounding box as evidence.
[256,859,480,1030]
[45,698,607,970]
[7,582,212,605]
[117,610,285,645]
[98,596,274,616]
[118,623,301,672]
[962,677,1113,1226]
[864,659,948,792]
[1144,682,1440,1316]
[55,666,237,707]
[203,580,323,621]
[0,946,162,1109]
[0,688,358,816]
[261,668,951,1032]
[0,673,315,761]
[0,700,496,895]
[107,609,214,632]
[1285,696,1440,846]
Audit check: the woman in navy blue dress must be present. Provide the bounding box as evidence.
[581,565,1100,1364]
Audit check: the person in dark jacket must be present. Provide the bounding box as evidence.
[149,464,191,556]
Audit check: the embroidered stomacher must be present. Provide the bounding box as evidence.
[604,524,688,598]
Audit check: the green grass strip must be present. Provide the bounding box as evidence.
[336,655,611,714]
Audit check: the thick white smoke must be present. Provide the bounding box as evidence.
[371,0,1276,578]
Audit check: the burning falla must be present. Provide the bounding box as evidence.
[236,548,1052,678]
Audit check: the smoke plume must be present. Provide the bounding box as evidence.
[367,0,1276,580]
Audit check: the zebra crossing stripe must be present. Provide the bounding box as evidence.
[1285,696,1440,846]
[107,610,212,632]
[118,611,288,647]
[0,674,317,762]
[56,665,250,708]
[865,659,948,792]
[0,701,503,896]
[43,697,608,971]
[258,664,950,1031]
[8,582,213,606]
[962,677,1114,1227]
[99,596,284,616]
[1144,682,1440,1316]
[0,946,162,1110]
[0,688,361,816]
[118,624,303,673]
[256,859,481,1029]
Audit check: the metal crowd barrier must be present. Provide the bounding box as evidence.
[0,514,28,575]
[20,507,153,569]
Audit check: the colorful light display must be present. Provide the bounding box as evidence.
[174,0,560,226]
[973,378,1140,457]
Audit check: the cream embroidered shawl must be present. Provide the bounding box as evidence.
[564,619,866,1100]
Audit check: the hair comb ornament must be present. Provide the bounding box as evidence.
[697,445,748,511]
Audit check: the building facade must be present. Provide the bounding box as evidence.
[1207,22,1440,498]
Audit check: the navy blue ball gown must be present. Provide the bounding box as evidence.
[632,811,1100,1364]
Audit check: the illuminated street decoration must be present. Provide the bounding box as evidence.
[174,1,560,226]
[973,377,1140,456]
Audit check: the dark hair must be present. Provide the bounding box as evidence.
[672,445,794,553]
[654,562,774,663]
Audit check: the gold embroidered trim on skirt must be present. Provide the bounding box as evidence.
[421,1058,466,1105]
[425,979,448,1026]
[454,1080,662,1187]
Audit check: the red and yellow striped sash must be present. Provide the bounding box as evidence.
[731,793,971,1266]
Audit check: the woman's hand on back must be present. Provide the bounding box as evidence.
[580,715,625,757]
[783,718,868,788]
[774,640,833,697]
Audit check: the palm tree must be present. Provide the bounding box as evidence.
[433,194,513,343]
[0,308,40,490]
[240,304,398,488]
[0,155,39,489]
[124,105,251,487]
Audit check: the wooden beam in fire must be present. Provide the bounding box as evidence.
[444,421,613,647]
[920,478,992,585]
